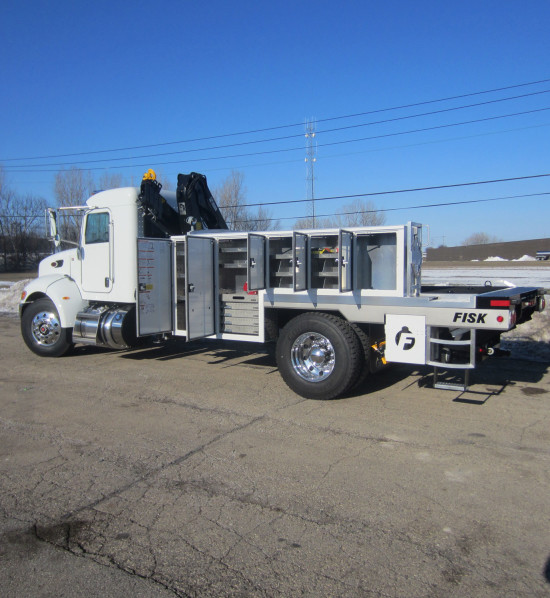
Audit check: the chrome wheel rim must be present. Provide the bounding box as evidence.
[291,332,335,382]
[31,310,61,346]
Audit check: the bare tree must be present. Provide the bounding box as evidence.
[154,170,173,191]
[0,169,47,270]
[54,167,94,244]
[246,205,281,231]
[0,169,17,269]
[9,194,48,269]
[97,172,125,191]
[213,171,277,231]
[339,199,386,227]
[214,171,248,229]
[463,232,501,246]
[54,167,94,207]
[294,216,335,229]
[294,199,385,229]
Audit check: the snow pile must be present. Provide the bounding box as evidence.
[512,255,535,261]
[484,256,507,261]
[502,296,550,361]
[0,280,31,313]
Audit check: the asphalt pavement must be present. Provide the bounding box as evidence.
[1,314,549,597]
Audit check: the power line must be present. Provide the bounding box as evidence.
[316,107,550,152]
[237,173,550,208]
[235,191,550,224]
[5,89,550,168]
[318,89,550,135]
[313,78,550,124]
[5,191,550,224]
[6,106,550,173]
[2,77,549,162]
[112,120,550,180]
[11,118,548,184]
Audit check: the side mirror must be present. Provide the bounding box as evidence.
[46,208,61,248]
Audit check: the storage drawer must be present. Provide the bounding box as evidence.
[222,323,259,334]
[221,293,258,304]
[222,302,259,314]
[220,294,259,335]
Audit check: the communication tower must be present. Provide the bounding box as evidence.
[305,118,317,227]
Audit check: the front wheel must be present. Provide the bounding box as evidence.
[276,313,362,400]
[21,298,74,357]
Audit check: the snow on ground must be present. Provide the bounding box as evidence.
[477,255,536,262]
[0,280,31,313]
[422,266,550,289]
[501,304,550,362]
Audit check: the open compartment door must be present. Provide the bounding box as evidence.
[407,222,423,297]
[186,236,215,340]
[293,232,307,291]
[247,233,266,291]
[137,238,173,336]
[339,229,353,292]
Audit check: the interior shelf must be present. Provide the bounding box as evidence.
[310,236,339,289]
[269,237,293,288]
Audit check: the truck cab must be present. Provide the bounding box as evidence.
[20,171,226,356]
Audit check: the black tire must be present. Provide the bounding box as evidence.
[21,298,74,357]
[276,312,362,400]
[349,323,370,389]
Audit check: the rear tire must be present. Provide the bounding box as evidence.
[21,298,74,357]
[349,323,371,389]
[276,313,361,400]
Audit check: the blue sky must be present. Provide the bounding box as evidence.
[1,0,549,246]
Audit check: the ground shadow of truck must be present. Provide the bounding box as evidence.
[111,337,550,401]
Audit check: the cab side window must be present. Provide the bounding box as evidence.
[85,212,110,244]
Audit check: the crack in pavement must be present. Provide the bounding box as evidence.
[59,414,266,522]
[30,521,186,598]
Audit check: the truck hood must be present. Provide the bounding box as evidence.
[38,248,79,278]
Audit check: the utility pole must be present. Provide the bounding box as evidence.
[305,118,317,227]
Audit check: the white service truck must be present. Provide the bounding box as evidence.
[20,171,545,399]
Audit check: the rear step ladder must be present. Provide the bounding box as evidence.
[432,367,471,391]
[427,327,476,391]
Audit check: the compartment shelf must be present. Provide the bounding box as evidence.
[174,240,186,331]
[309,235,339,289]
[268,237,293,288]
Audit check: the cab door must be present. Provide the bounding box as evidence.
[81,210,112,293]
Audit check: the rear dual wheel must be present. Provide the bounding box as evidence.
[276,313,362,400]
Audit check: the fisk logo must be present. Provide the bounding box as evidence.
[395,326,415,351]
[453,312,487,324]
